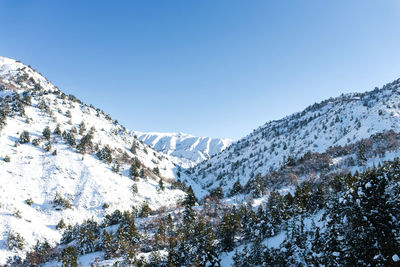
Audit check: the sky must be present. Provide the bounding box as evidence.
[1,1,400,140]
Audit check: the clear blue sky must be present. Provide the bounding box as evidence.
[1,1,400,139]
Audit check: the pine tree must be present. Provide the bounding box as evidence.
[193,219,221,266]
[54,123,62,135]
[265,190,285,235]
[79,121,86,135]
[42,126,51,140]
[323,195,344,266]
[77,132,93,154]
[96,146,113,163]
[139,202,151,217]
[129,164,139,180]
[59,247,78,267]
[56,219,66,230]
[217,211,240,252]
[18,130,30,144]
[356,141,367,165]
[250,234,264,265]
[130,141,137,154]
[77,220,99,255]
[183,186,197,224]
[158,178,165,191]
[230,179,243,195]
[167,236,179,267]
[342,168,400,265]
[153,167,160,175]
[112,164,120,173]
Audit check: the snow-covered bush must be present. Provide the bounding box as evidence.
[7,231,25,251]
[18,130,30,144]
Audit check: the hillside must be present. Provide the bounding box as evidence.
[134,131,232,168]
[0,56,191,263]
[190,78,400,195]
[1,55,400,266]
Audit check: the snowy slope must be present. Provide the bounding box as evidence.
[0,56,190,263]
[191,78,400,194]
[134,131,232,168]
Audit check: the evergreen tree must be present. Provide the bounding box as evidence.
[77,132,93,154]
[210,186,224,199]
[19,130,30,144]
[79,121,86,135]
[130,141,137,154]
[356,141,367,165]
[265,190,285,235]
[183,186,197,224]
[42,126,51,140]
[129,164,139,180]
[341,168,400,265]
[77,220,99,255]
[217,211,240,252]
[54,123,62,135]
[158,178,165,191]
[230,179,243,195]
[59,247,78,267]
[153,167,160,175]
[96,146,113,163]
[167,236,179,267]
[139,202,151,217]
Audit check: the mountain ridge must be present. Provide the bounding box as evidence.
[190,77,400,195]
[134,131,232,168]
[0,56,200,263]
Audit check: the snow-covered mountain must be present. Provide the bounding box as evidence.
[134,131,232,168]
[2,54,400,266]
[191,78,400,195]
[0,56,197,263]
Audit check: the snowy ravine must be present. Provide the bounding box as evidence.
[0,56,203,263]
[191,78,400,194]
[134,131,232,168]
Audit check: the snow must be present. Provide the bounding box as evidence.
[134,131,232,168]
[191,77,400,194]
[0,56,189,264]
[2,54,400,265]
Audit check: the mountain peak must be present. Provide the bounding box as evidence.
[0,56,59,95]
[0,56,194,263]
[134,131,233,168]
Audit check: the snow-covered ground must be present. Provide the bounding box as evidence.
[192,78,400,194]
[2,54,400,265]
[0,56,189,263]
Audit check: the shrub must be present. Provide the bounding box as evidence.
[53,192,73,210]
[153,167,160,175]
[54,124,62,135]
[112,164,120,173]
[25,198,34,206]
[18,130,30,144]
[32,138,40,146]
[139,202,152,217]
[44,141,52,152]
[59,247,77,267]
[131,184,138,195]
[7,231,24,251]
[42,126,51,140]
[56,219,66,230]
[96,146,113,163]
[3,155,10,162]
